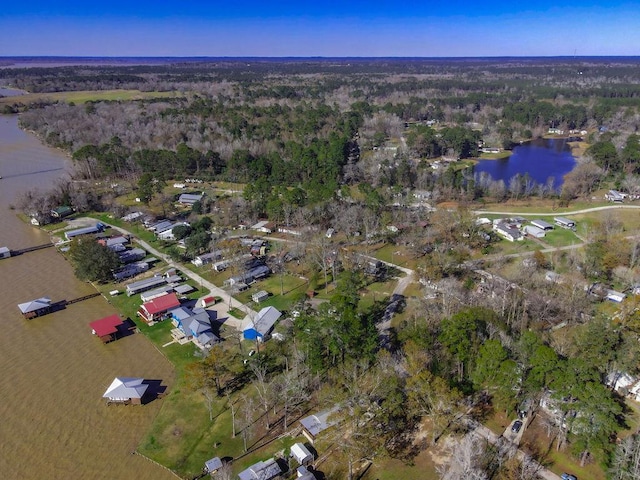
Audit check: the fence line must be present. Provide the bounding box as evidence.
[132,450,184,479]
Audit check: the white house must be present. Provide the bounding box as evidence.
[493,222,523,242]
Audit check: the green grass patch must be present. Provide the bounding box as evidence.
[541,228,582,247]
[0,89,181,106]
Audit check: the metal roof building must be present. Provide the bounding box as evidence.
[102,377,148,405]
[237,458,282,480]
[126,276,167,296]
[242,306,282,341]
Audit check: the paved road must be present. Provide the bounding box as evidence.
[474,204,640,217]
[100,221,257,323]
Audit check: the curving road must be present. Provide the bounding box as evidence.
[474,204,640,217]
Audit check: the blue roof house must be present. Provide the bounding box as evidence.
[242,306,282,341]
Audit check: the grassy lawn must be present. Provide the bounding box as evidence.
[0,89,181,106]
[234,274,308,313]
[483,238,540,256]
[542,228,582,247]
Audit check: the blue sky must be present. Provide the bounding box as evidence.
[2,1,639,57]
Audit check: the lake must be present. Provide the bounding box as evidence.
[0,114,176,480]
[473,138,577,189]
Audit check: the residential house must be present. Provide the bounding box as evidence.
[170,305,219,348]
[118,247,146,264]
[102,377,148,405]
[192,251,223,267]
[140,286,175,303]
[89,314,124,343]
[242,306,282,341]
[295,466,316,480]
[237,458,282,480]
[178,193,204,205]
[113,261,149,282]
[137,292,181,324]
[251,220,276,234]
[51,206,73,219]
[98,235,129,252]
[147,220,173,233]
[121,211,143,222]
[64,223,105,241]
[204,457,223,475]
[493,222,523,242]
[299,407,339,445]
[605,190,626,202]
[125,276,167,296]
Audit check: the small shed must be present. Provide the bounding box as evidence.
[102,377,148,405]
[89,314,124,343]
[291,442,314,466]
[252,290,269,304]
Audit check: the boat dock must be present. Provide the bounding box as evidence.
[8,243,55,257]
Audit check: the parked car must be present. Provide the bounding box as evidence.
[511,420,523,433]
[561,474,577,480]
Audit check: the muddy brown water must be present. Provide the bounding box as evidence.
[0,114,176,480]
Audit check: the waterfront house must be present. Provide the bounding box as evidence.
[64,223,105,241]
[137,292,180,324]
[51,206,73,219]
[102,377,148,405]
[18,297,53,319]
[89,314,124,343]
[237,458,282,480]
[242,306,282,341]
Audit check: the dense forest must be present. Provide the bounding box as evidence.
[4,58,640,479]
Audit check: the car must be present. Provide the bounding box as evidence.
[561,474,577,480]
[248,349,256,357]
[511,420,523,433]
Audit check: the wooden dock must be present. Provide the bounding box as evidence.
[10,243,54,256]
[65,292,101,306]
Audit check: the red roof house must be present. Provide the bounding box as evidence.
[137,292,180,324]
[89,314,124,343]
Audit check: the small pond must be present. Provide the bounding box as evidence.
[473,138,577,189]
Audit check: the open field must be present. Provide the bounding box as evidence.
[0,89,182,106]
